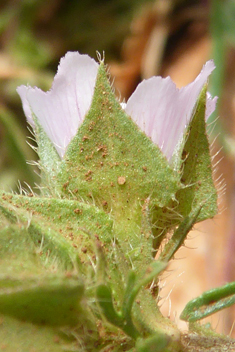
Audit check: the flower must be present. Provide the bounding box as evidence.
[17,52,216,160]
[17,52,98,158]
[124,63,217,160]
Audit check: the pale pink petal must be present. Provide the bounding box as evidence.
[125,60,216,161]
[17,52,98,158]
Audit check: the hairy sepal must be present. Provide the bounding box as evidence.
[32,116,61,196]
[175,85,217,221]
[55,63,181,269]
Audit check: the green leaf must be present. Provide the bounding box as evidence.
[0,315,76,352]
[0,275,84,326]
[0,221,85,327]
[0,191,113,272]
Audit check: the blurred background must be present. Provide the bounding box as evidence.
[0,0,235,337]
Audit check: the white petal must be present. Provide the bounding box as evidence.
[125,60,215,161]
[17,52,98,158]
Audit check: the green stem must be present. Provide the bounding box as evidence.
[181,281,235,322]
